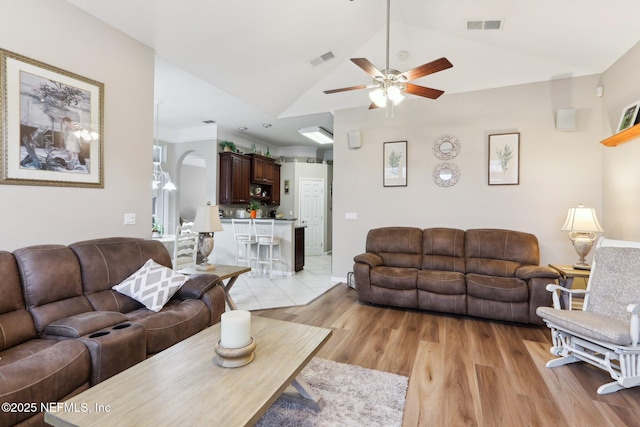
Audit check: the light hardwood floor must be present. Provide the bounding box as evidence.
[255,284,640,427]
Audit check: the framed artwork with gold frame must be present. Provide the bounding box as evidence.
[0,49,104,188]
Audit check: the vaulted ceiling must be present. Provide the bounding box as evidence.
[66,0,640,146]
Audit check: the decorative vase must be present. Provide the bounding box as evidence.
[250,210,257,219]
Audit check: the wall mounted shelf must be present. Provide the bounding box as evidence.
[601,123,640,147]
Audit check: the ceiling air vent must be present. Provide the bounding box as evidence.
[466,19,503,30]
[309,51,335,67]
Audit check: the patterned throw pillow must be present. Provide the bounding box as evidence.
[113,259,188,312]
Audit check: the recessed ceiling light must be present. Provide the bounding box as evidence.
[238,127,248,131]
[202,120,216,124]
[262,123,272,128]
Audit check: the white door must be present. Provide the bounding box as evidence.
[299,178,324,256]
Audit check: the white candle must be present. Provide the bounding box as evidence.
[220,310,251,349]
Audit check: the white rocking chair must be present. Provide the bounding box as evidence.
[536,237,640,394]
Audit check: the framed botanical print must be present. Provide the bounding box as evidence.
[383,141,407,187]
[0,49,104,188]
[488,132,519,185]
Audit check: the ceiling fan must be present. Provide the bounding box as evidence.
[323,0,453,111]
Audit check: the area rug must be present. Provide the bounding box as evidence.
[257,357,408,427]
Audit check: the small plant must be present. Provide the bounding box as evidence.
[151,216,163,235]
[247,199,261,211]
[219,140,237,152]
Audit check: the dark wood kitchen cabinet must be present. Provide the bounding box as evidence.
[270,164,281,206]
[250,154,274,185]
[218,152,251,205]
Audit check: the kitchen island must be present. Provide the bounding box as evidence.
[209,218,301,276]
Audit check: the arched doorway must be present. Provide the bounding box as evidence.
[176,151,207,225]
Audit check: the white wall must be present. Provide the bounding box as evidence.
[332,75,604,280]
[178,164,207,222]
[602,41,640,240]
[0,0,154,250]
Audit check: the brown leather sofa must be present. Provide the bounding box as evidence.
[354,227,560,325]
[0,237,225,426]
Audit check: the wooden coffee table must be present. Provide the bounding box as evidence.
[45,316,332,427]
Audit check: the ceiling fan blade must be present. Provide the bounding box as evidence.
[400,57,453,81]
[368,102,381,110]
[323,84,368,94]
[405,83,445,99]
[351,58,384,78]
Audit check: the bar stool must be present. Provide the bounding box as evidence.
[231,219,256,271]
[253,219,281,278]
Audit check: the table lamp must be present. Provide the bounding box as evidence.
[561,204,603,270]
[192,201,224,271]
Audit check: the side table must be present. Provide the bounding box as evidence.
[180,264,251,310]
[548,264,590,309]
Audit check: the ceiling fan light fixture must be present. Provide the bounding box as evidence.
[387,85,404,105]
[298,126,333,144]
[369,88,387,108]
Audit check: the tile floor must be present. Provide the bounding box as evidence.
[229,254,339,311]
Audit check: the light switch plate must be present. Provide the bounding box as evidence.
[345,212,357,220]
[124,213,136,225]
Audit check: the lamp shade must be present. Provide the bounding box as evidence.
[561,205,603,232]
[193,202,223,233]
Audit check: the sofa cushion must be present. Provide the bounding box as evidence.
[70,237,176,312]
[113,259,188,312]
[465,229,540,277]
[417,270,466,295]
[422,228,466,273]
[13,245,94,334]
[365,227,423,269]
[0,339,90,426]
[466,273,529,302]
[124,299,210,354]
[0,251,37,351]
[370,266,418,290]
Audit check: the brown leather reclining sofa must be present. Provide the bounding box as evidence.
[0,237,225,426]
[354,227,560,325]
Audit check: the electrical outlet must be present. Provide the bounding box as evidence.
[124,213,136,225]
